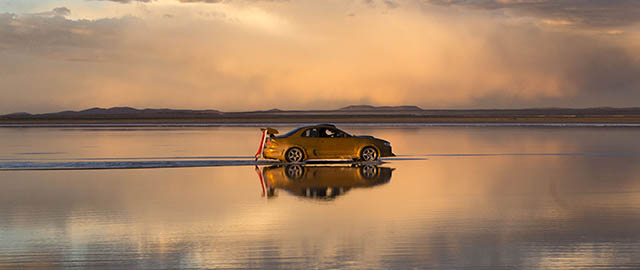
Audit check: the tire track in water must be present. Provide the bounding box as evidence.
[0,160,277,171]
[397,152,640,157]
[1,152,637,170]
[0,157,389,171]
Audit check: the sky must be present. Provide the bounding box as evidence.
[1,0,639,113]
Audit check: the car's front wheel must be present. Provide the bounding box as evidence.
[285,165,304,179]
[360,165,378,178]
[360,146,378,161]
[285,147,304,163]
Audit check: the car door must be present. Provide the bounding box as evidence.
[318,127,352,158]
[299,128,322,158]
[310,127,335,158]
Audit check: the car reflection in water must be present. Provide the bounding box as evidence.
[257,164,394,200]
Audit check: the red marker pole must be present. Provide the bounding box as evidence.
[255,166,266,197]
[254,129,268,161]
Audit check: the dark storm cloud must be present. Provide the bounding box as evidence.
[426,9,638,108]
[565,47,640,106]
[456,21,640,108]
[424,0,640,28]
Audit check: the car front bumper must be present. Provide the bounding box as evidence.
[380,146,395,157]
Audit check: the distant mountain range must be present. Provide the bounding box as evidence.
[2,107,221,119]
[3,105,640,123]
[339,105,423,111]
[0,105,428,119]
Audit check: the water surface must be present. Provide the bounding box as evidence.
[1,126,640,269]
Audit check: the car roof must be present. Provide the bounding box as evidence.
[293,124,337,130]
[305,124,336,128]
[277,124,340,138]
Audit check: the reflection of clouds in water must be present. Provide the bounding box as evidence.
[2,127,640,268]
[394,199,640,268]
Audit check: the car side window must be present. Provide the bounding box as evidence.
[301,128,319,137]
[318,128,345,138]
[330,128,346,138]
[319,128,333,138]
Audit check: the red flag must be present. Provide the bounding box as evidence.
[254,129,268,160]
[255,166,266,197]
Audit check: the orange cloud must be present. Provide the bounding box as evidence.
[1,2,640,113]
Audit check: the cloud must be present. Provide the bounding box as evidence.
[423,0,640,28]
[92,0,153,3]
[1,2,640,113]
[52,7,72,17]
[28,7,71,17]
[383,0,399,9]
[176,0,288,3]
[178,0,224,3]
[0,10,138,56]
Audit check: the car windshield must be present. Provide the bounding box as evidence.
[335,128,350,137]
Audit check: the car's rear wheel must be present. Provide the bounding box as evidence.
[285,147,304,162]
[360,146,378,161]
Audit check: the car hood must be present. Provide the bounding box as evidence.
[355,136,389,144]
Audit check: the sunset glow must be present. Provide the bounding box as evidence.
[1,0,639,113]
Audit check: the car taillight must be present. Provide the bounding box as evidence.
[265,138,272,148]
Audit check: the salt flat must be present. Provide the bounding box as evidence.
[1,126,640,269]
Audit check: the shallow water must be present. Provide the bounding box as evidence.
[1,126,640,269]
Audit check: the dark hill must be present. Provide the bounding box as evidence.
[2,107,221,120]
[340,105,423,111]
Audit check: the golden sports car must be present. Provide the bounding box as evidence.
[261,124,395,162]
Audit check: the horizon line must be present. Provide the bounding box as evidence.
[6,104,640,116]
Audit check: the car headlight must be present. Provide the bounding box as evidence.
[384,142,391,147]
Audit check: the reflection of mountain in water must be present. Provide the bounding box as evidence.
[259,164,393,200]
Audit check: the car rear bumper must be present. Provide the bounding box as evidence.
[263,147,284,160]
